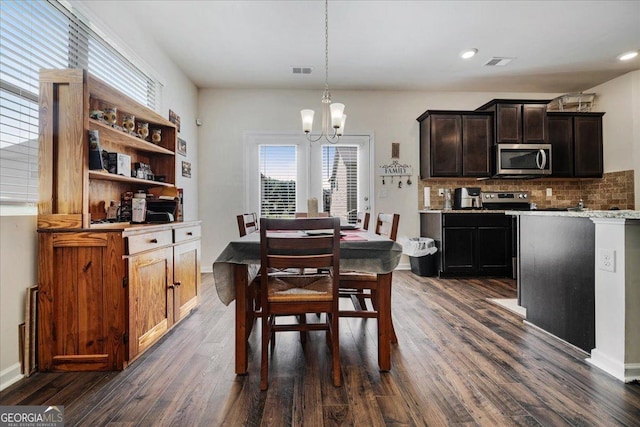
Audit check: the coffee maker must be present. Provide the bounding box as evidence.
[454,187,482,209]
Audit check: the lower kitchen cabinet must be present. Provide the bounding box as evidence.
[441,213,512,277]
[38,221,201,371]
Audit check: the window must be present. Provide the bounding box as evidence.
[259,145,297,218]
[322,145,358,222]
[245,132,372,222]
[0,0,159,206]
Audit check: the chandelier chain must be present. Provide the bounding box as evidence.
[324,0,329,91]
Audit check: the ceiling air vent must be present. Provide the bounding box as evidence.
[483,57,514,67]
[292,66,313,75]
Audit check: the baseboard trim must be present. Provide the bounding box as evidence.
[587,350,640,383]
[0,362,23,391]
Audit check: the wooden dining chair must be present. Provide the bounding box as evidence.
[259,217,341,390]
[237,213,259,237]
[356,212,370,230]
[339,213,400,343]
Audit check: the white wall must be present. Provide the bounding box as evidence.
[0,215,37,388]
[588,70,640,208]
[0,1,199,388]
[198,89,559,270]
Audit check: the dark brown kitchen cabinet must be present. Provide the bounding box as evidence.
[548,112,604,178]
[440,213,512,277]
[417,110,493,178]
[477,99,550,144]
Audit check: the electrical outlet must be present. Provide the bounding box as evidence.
[546,188,553,197]
[438,188,444,197]
[598,248,615,272]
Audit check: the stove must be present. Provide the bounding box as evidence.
[481,191,531,210]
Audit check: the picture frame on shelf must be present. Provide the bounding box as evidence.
[169,109,181,132]
[177,137,187,156]
[182,161,191,178]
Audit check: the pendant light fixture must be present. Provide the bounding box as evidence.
[300,0,346,143]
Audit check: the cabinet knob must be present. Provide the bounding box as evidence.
[149,238,158,243]
[175,281,182,287]
[186,232,193,236]
[168,284,175,289]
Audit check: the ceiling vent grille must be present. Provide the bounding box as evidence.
[292,67,313,74]
[483,57,514,67]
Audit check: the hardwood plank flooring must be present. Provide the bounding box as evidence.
[1,272,639,426]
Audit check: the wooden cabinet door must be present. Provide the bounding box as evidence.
[430,114,462,176]
[495,104,522,143]
[462,114,492,177]
[574,115,603,177]
[127,246,173,361]
[548,114,574,177]
[477,226,511,273]
[38,231,125,371]
[173,240,201,322]
[522,104,548,143]
[442,227,475,273]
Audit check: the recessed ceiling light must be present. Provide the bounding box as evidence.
[618,51,638,61]
[460,48,478,59]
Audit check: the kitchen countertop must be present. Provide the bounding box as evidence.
[505,209,640,219]
[419,209,508,214]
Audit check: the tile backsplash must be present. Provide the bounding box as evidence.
[419,170,635,210]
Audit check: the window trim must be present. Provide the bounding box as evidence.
[243,131,375,218]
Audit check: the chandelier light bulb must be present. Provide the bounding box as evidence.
[330,103,345,128]
[301,109,315,133]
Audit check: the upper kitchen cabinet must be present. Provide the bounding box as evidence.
[476,99,550,144]
[547,112,605,178]
[417,110,493,178]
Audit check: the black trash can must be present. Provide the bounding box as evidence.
[409,253,436,277]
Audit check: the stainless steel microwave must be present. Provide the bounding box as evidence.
[494,143,552,177]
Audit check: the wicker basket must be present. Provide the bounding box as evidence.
[547,93,596,112]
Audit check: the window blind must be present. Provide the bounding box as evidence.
[322,145,358,223]
[0,0,159,205]
[259,145,297,218]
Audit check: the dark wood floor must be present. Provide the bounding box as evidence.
[2,272,640,426]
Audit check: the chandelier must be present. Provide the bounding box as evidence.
[300,0,346,144]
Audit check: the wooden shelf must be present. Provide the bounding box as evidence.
[88,74,175,127]
[89,120,174,155]
[89,170,174,187]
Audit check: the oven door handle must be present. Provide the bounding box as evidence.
[536,149,547,170]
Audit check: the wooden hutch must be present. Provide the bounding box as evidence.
[37,69,201,371]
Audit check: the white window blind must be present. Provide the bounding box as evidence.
[0,0,159,205]
[322,145,359,223]
[259,145,297,218]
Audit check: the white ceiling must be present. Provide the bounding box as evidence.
[120,0,639,93]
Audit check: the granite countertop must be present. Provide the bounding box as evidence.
[505,209,640,219]
[419,209,507,214]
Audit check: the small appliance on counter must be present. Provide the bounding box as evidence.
[454,187,482,209]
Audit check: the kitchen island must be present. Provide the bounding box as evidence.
[508,209,640,382]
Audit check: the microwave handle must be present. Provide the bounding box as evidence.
[536,149,547,170]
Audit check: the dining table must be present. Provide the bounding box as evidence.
[212,227,403,374]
